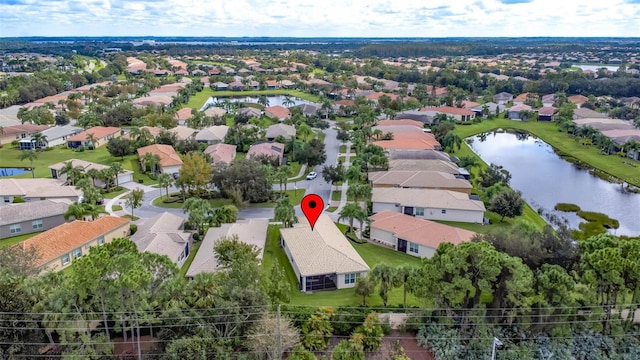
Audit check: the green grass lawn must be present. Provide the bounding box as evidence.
[326,206,338,213]
[102,187,128,199]
[339,145,347,153]
[112,205,123,211]
[0,232,42,249]
[350,242,422,268]
[338,156,346,163]
[453,118,640,187]
[331,190,342,201]
[287,161,302,179]
[262,225,423,307]
[153,189,304,210]
[185,88,322,110]
[234,152,246,161]
[180,242,201,276]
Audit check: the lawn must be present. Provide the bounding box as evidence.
[326,206,338,213]
[338,156,346,163]
[331,190,342,201]
[112,205,123,211]
[453,118,640,187]
[262,225,423,307]
[339,145,347,153]
[185,88,322,110]
[180,242,201,276]
[153,189,304,209]
[102,187,128,199]
[0,232,42,249]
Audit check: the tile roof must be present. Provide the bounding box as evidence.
[20,216,129,267]
[573,107,608,119]
[264,106,291,120]
[137,144,183,167]
[373,132,440,151]
[370,211,476,249]
[132,95,173,107]
[375,119,424,128]
[168,126,197,140]
[0,200,69,226]
[130,212,190,264]
[1,124,50,137]
[421,106,474,116]
[0,178,82,198]
[48,158,133,176]
[204,143,237,164]
[508,104,532,112]
[568,94,589,104]
[279,215,370,277]
[538,106,557,116]
[389,159,460,173]
[67,126,121,142]
[204,107,226,118]
[247,142,284,159]
[368,170,472,190]
[266,123,296,139]
[195,125,230,142]
[372,188,486,212]
[186,219,269,277]
[174,108,193,121]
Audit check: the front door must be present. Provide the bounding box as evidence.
[397,239,407,253]
[403,206,414,215]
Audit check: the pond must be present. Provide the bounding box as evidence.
[467,132,640,236]
[201,95,314,111]
[0,167,30,177]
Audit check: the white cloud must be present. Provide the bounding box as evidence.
[0,0,638,37]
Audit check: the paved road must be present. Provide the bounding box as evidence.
[110,121,343,221]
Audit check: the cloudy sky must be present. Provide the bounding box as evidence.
[1,0,639,38]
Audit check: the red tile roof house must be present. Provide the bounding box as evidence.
[373,131,441,151]
[247,142,285,165]
[421,106,476,122]
[66,126,121,149]
[568,95,590,108]
[507,104,533,120]
[264,105,291,121]
[0,124,50,146]
[204,143,237,165]
[369,210,476,258]
[174,108,193,125]
[537,106,557,121]
[137,144,183,175]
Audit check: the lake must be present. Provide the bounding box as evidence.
[575,65,620,72]
[201,95,314,110]
[0,167,30,177]
[467,132,640,236]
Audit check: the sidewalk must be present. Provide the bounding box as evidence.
[335,141,352,213]
[288,163,307,181]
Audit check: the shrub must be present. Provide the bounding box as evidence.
[192,233,200,241]
[576,211,620,229]
[129,224,138,235]
[12,197,25,203]
[138,179,144,184]
[555,203,581,212]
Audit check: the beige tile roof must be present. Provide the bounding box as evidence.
[389,159,460,173]
[130,212,190,264]
[195,125,229,142]
[67,126,121,142]
[372,188,486,212]
[204,107,226,118]
[0,200,69,226]
[370,210,476,249]
[48,158,133,176]
[368,170,472,190]
[279,215,370,277]
[186,219,269,277]
[137,144,183,167]
[0,178,82,198]
[265,123,296,139]
[376,119,424,128]
[20,216,129,267]
[247,142,284,160]
[174,108,193,121]
[204,143,236,164]
[168,126,197,140]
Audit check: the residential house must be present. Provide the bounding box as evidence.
[621,97,640,109]
[0,124,50,146]
[368,170,472,194]
[507,104,533,120]
[333,100,355,116]
[49,159,134,187]
[376,119,425,128]
[371,188,486,223]
[421,106,475,122]
[19,125,82,150]
[573,107,608,120]
[132,95,173,108]
[493,92,514,105]
[572,118,634,131]
[130,212,192,267]
[537,106,557,121]
[186,219,269,278]
[600,129,640,160]
[470,102,504,118]
[388,159,461,174]
[512,93,534,106]
[0,179,82,204]
[137,144,183,174]
[568,95,589,108]
[266,123,296,141]
[228,81,244,91]
[174,108,193,126]
[195,125,230,145]
[204,106,226,119]
[280,214,370,292]
[369,211,476,258]
[247,142,285,165]
[238,107,262,118]
[373,131,441,151]
[204,143,237,165]
[291,103,321,117]
[168,126,197,141]
[0,200,69,239]
[19,216,129,274]
[211,82,229,91]
[541,94,556,107]
[387,149,452,162]
[394,111,434,125]
[264,105,291,121]
[66,126,121,149]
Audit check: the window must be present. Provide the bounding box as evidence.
[72,247,82,259]
[9,224,21,234]
[409,242,420,254]
[61,254,70,265]
[97,236,105,245]
[32,220,43,230]
[441,209,447,214]
[4,197,10,203]
[415,207,425,216]
[344,272,360,285]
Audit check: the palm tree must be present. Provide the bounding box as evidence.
[282,95,295,108]
[157,173,174,199]
[86,168,100,187]
[257,95,270,108]
[345,164,364,183]
[99,168,116,191]
[19,150,38,178]
[31,133,48,150]
[296,122,313,142]
[274,197,298,228]
[284,138,305,163]
[339,203,365,233]
[85,132,97,149]
[64,202,87,221]
[142,152,161,174]
[347,183,372,204]
[109,162,124,188]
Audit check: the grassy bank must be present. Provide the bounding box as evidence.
[185,88,323,110]
[452,118,640,187]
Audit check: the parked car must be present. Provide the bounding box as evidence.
[306,171,318,180]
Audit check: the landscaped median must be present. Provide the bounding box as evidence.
[452,118,640,187]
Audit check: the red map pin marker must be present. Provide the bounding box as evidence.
[301,194,324,230]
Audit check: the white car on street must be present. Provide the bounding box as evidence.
[306,171,318,180]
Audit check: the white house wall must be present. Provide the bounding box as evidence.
[336,271,368,290]
[161,165,182,175]
[372,202,484,223]
[372,202,399,214]
[369,227,396,249]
